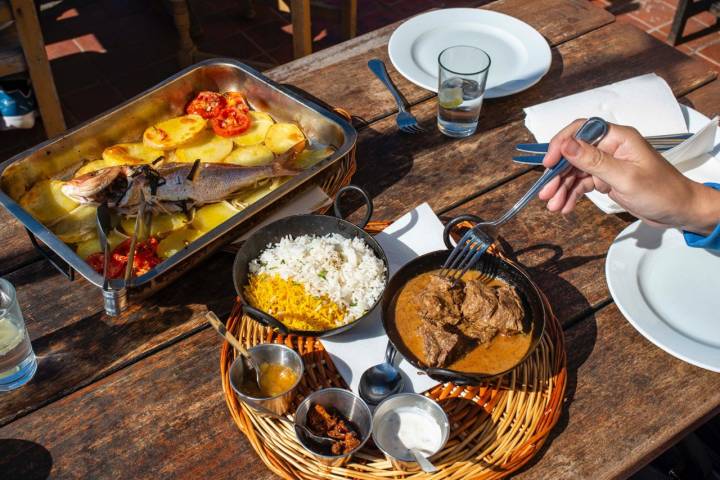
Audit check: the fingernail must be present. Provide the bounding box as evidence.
[563,138,581,157]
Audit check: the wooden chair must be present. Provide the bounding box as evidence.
[668,0,720,45]
[0,0,65,136]
[283,0,357,58]
[168,0,358,66]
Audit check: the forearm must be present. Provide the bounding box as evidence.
[682,182,720,237]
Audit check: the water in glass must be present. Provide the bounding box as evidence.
[437,46,490,138]
[438,77,484,137]
[0,279,37,391]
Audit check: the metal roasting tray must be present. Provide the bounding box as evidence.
[0,59,357,309]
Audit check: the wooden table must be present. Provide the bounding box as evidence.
[1,1,719,478]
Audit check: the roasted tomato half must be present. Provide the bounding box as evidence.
[186,91,227,119]
[223,92,249,112]
[211,107,251,137]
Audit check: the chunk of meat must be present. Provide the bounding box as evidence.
[306,404,362,455]
[421,322,460,367]
[418,274,464,326]
[458,279,524,342]
[494,283,524,335]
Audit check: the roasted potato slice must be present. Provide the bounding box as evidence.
[174,131,234,163]
[191,201,240,234]
[231,111,274,147]
[19,179,79,224]
[157,227,203,259]
[50,205,97,243]
[75,229,127,259]
[150,213,189,237]
[143,114,207,150]
[229,178,287,209]
[264,123,306,154]
[223,144,275,167]
[102,142,163,165]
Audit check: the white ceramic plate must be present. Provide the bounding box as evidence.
[606,222,720,372]
[388,8,552,98]
[606,105,720,371]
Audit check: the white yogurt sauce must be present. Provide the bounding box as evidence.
[376,406,443,457]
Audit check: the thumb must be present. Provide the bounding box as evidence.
[560,137,624,186]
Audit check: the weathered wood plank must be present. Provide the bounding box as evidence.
[267,0,614,124]
[515,304,720,479]
[0,328,276,480]
[0,254,236,426]
[350,21,716,222]
[442,170,629,323]
[681,77,720,118]
[0,209,38,276]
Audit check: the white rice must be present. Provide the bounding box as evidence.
[249,233,386,322]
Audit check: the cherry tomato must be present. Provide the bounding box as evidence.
[211,107,251,137]
[86,252,104,273]
[223,92,249,112]
[186,91,227,119]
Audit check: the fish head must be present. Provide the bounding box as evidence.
[61,166,128,204]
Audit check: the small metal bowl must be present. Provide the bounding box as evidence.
[372,393,450,471]
[294,388,373,467]
[228,343,304,415]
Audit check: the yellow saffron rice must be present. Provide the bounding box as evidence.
[244,273,348,331]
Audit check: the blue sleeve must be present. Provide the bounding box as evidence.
[683,182,720,250]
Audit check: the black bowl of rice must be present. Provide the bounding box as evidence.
[232,186,389,337]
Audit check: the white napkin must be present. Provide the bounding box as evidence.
[524,73,687,142]
[321,203,447,395]
[524,73,718,214]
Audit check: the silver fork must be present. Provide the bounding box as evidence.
[440,117,610,282]
[368,59,424,134]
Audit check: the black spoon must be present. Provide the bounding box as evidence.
[359,342,404,405]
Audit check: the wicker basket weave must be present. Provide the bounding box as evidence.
[219,220,567,479]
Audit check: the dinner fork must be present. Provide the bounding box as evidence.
[440,117,610,283]
[367,59,424,134]
[514,132,692,154]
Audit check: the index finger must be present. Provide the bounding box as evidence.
[542,119,587,169]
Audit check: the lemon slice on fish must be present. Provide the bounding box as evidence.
[438,87,463,109]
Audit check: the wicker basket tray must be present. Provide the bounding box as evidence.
[219,221,567,479]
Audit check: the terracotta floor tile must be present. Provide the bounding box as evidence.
[628,0,677,28]
[697,40,720,63]
[659,17,720,51]
[61,82,126,121]
[49,53,104,95]
[616,12,654,31]
[694,10,719,28]
[111,56,181,99]
[73,33,106,53]
[45,39,81,61]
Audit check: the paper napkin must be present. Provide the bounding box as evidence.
[321,203,447,395]
[524,73,687,142]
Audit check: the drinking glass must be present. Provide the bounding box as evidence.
[437,46,491,138]
[0,278,37,391]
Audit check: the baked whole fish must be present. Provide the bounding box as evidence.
[62,157,298,215]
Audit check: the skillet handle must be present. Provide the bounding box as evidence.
[425,367,477,386]
[333,185,373,229]
[442,214,483,249]
[241,304,290,334]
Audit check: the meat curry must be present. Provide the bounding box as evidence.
[393,269,532,374]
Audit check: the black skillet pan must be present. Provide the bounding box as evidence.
[232,185,389,338]
[381,214,546,385]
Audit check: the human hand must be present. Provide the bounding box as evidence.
[538,119,720,235]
